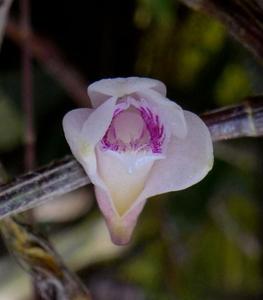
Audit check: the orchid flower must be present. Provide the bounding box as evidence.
[63,77,213,245]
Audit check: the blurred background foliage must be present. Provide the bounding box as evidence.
[0,0,263,299]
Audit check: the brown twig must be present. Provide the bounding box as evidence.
[201,96,263,141]
[20,0,38,296]
[5,19,90,107]
[21,0,35,171]
[179,0,263,62]
[0,97,262,219]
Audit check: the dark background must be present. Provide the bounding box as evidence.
[0,0,263,299]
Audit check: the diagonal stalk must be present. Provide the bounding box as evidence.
[0,96,262,220]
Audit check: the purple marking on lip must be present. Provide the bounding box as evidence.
[139,106,165,153]
[100,105,165,154]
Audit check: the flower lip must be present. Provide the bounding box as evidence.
[139,106,165,154]
[100,97,166,155]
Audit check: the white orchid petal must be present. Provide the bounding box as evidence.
[141,111,213,199]
[81,96,117,146]
[62,108,93,159]
[96,148,155,216]
[95,186,146,245]
[138,89,187,139]
[63,107,112,197]
[88,77,166,107]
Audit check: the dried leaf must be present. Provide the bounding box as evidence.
[1,217,92,300]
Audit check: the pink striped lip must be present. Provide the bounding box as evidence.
[100,100,165,154]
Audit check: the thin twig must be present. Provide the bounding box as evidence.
[6,19,90,107]
[0,97,262,219]
[179,0,263,62]
[20,0,38,296]
[21,0,35,170]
